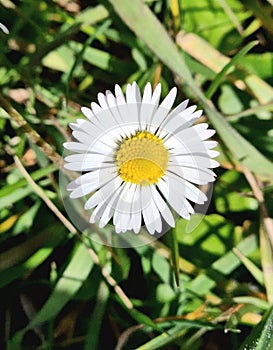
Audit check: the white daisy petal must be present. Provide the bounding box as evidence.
[126,83,134,103]
[165,171,207,204]
[91,102,103,115]
[142,82,152,104]
[160,107,200,138]
[97,92,109,110]
[168,165,216,185]
[157,177,190,220]
[208,150,220,158]
[81,107,95,121]
[141,186,156,234]
[198,129,216,140]
[192,123,209,133]
[69,171,117,199]
[151,83,161,106]
[66,180,78,191]
[75,168,116,185]
[63,82,219,236]
[130,186,142,233]
[169,154,220,169]
[105,92,125,126]
[151,185,175,228]
[99,184,125,227]
[85,177,123,210]
[157,99,190,133]
[63,142,91,153]
[64,153,112,165]
[113,183,134,225]
[89,201,107,223]
[132,81,141,103]
[150,87,177,130]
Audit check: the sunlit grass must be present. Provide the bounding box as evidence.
[1,0,273,349]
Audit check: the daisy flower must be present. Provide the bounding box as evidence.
[64,82,219,235]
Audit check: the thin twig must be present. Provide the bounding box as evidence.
[0,93,63,166]
[14,155,76,233]
[242,166,273,248]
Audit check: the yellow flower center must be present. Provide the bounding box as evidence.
[115,131,169,186]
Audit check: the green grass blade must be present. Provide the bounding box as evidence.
[7,242,94,348]
[0,223,67,287]
[109,0,273,180]
[167,228,180,287]
[83,281,110,350]
[65,19,112,103]
[233,247,264,286]
[206,41,258,99]
[260,221,273,304]
[135,322,215,350]
[239,307,273,350]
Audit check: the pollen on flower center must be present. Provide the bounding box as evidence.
[115,131,169,186]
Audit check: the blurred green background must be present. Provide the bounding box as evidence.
[1,0,273,349]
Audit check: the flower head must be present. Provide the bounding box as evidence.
[64,82,219,235]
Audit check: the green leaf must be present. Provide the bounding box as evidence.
[212,234,258,275]
[187,274,216,296]
[75,4,109,26]
[42,45,75,72]
[152,251,172,284]
[156,283,176,303]
[110,0,273,179]
[239,307,273,350]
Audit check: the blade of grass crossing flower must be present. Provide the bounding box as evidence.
[239,307,273,350]
[260,221,273,304]
[233,248,264,286]
[206,41,258,99]
[7,242,94,349]
[109,0,273,180]
[168,228,180,287]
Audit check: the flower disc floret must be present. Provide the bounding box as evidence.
[115,131,169,186]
